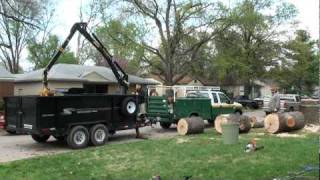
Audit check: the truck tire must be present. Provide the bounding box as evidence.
[53,135,65,141]
[89,124,109,146]
[6,130,16,134]
[31,134,50,143]
[67,125,89,149]
[121,97,138,117]
[207,119,214,124]
[160,122,171,129]
[235,110,242,115]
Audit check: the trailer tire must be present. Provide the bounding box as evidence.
[67,125,89,149]
[31,134,50,143]
[121,97,138,117]
[90,124,109,146]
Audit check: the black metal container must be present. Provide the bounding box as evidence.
[4,94,140,136]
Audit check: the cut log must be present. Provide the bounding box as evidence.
[177,117,205,135]
[238,115,251,133]
[214,114,237,134]
[299,104,320,124]
[264,111,305,134]
[249,116,264,128]
[215,114,251,134]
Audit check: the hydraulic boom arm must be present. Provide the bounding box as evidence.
[42,22,129,95]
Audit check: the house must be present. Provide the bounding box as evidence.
[0,66,14,97]
[14,64,159,95]
[148,74,275,98]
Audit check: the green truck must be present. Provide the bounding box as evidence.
[146,86,243,129]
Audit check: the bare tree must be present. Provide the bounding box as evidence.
[0,0,40,29]
[0,0,52,73]
[76,0,109,64]
[113,0,230,85]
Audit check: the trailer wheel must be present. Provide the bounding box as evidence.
[90,124,109,146]
[67,125,89,149]
[31,134,50,143]
[160,122,171,129]
[121,97,137,117]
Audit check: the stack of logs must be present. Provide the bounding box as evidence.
[214,114,252,134]
[264,112,305,134]
[176,111,306,136]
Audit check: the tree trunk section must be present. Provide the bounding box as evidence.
[299,104,320,124]
[250,116,264,128]
[264,112,305,134]
[238,115,251,133]
[215,114,251,134]
[177,117,204,135]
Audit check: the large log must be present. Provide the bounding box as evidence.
[249,116,264,128]
[177,117,205,135]
[239,115,252,133]
[264,112,305,134]
[299,104,320,124]
[215,114,251,134]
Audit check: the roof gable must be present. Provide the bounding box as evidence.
[81,71,113,83]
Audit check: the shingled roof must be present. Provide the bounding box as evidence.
[15,64,158,85]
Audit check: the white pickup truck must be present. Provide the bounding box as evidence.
[186,90,243,113]
[263,94,301,111]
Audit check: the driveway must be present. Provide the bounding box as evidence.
[0,124,180,163]
[0,109,265,163]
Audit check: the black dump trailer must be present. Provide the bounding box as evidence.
[4,94,144,149]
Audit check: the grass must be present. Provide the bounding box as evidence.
[0,128,318,180]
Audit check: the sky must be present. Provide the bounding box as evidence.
[20,0,320,70]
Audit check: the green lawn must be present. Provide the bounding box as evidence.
[0,129,318,180]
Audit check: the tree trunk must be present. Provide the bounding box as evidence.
[264,112,305,134]
[215,114,251,134]
[299,104,320,124]
[250,116,264,128]
[177,117,204,135]
[238,115,251,133]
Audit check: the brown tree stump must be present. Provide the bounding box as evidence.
[239,115,252,133]
[215,114,251,134]
[250,116,264,128]
[264,112,305,134]
[177,117,205,135]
